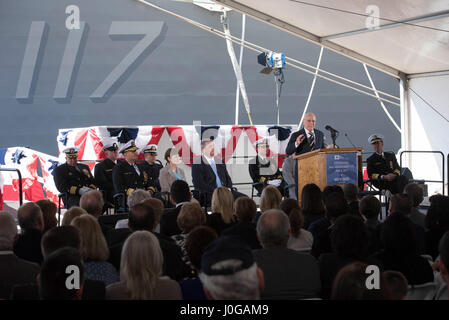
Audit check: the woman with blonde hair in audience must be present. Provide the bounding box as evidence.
[106,230,182,300]
[280,198,313,251]
[61,206,87,226]
[35,199,57,235]
[71,214,119,286]
[172,202,206,276]
[254,185,282,225]
[206,186,237,235]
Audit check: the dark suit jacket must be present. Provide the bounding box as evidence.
[221,221,262,249]
[94,158,116,204]
[253,246,321,299]
[0,253,40,299]
[160,206,183,237]
[286,129,325,156]
[191,156,233,194]
[13,229,43,265]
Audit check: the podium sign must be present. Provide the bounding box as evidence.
[326,153,358,185]
[293,148,363,198]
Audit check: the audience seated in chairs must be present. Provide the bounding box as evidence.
[143,198,164,233]
[80,190,104,219]
[38,247,84,300]
[280,198,313,252]
[38,226,106,300]
[14,202,44,265]
[0,212,40,300]
[199,235,264,300]
[108,202,190,281]
[160,180,192,237]
[404,183,426,229]
[35,199,57,235]
[331,262,388,300]
[254,185,283,225]
[206,187,237,235]
[389,193,426,255]
[342,183,360,216]
[308,185,344,239]
[425,195,449,260]
[311,191,348,259]
[221,197,261,249]
[106,231,182,300]
[359,195,382,254]
[113,189,152,230]
[171,202,206,277]
[371,212,434,286]
[253,209,320,300]
[319,214,376,299]
[62,206,87,226]
[301,183,326,229]
[180,226,218,300]
[71,214,119,286]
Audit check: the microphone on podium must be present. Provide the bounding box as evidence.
[325,125,339,134]
[325,125,339,148]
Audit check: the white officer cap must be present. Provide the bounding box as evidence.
[368,134,384,144]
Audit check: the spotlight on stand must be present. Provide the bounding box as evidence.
[257,52,285,74]
[257,51,286,125]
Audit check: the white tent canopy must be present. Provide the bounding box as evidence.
[216,0,449,194]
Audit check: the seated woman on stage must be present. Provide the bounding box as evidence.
[159,148,186,193]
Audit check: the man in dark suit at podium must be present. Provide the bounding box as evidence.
[286,113,325,156]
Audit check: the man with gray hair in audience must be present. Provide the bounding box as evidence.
[14,202,44,265]
[199,236,264,300]
[0,212,40,299]
[115,189,152,229]
[254,209,321,299]
[80,190,104,218]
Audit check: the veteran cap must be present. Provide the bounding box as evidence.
[63,147,80,159]
[142,144,158,155]
[368,134,384,144]
[119,140,138,154]
[201,236,255,276]
[102,142,118,152]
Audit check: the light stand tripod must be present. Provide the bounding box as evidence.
[274,68,284,125]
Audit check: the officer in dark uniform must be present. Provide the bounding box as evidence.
[139,144,163,195]
[249,139,285,196]
[112,141,146,205]
[53,147,97,209]
[94,142,118,208]
[366,134,409,194]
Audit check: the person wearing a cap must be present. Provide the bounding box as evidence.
[53,147,97,209]
[198,236,265,300]
[249,139,285,196]
[139,144,163,194]
[94,142,119,207]
[112,140,146,208]
[366,134,408,194]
